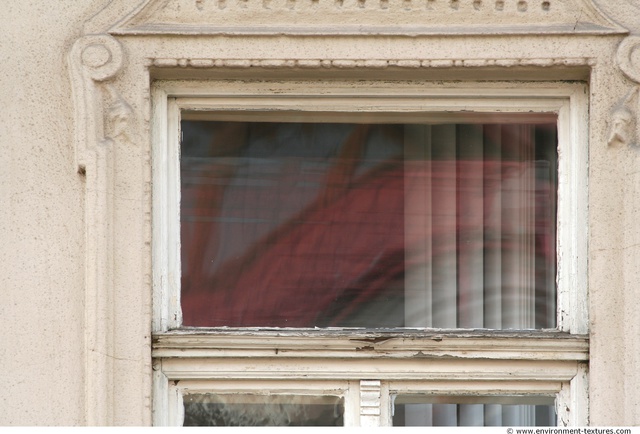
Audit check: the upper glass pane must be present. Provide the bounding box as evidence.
[180,119,557,328]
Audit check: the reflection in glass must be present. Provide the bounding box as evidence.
[392,395,556,427]
[180,120,557,328]
[183,394,344,426]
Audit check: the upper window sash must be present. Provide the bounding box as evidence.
[152,80,588,334]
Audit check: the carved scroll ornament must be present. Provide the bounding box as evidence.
[69,33,132,171]
[609,36,640,148]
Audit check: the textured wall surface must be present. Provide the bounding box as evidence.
[0,1,107,425]
[1,0,640,426]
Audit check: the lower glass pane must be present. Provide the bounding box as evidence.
[392,395,556,427]
[183,394,344,426]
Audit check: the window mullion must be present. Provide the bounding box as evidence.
[343,380,360,427]
[359,380,382,427]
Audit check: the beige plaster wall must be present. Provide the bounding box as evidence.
[1,0,639,427]
[0,1,107,425]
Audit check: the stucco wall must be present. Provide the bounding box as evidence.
[0,1,106,425]
[1,0,640,426]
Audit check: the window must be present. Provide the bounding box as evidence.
[152,80,589,426]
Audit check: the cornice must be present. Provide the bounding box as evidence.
[104,0,626,36]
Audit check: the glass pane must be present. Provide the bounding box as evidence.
[180,120,557,328]
[183,394,344,426]
[392,395,556,427]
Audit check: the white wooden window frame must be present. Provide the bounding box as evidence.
[151,79,589,427]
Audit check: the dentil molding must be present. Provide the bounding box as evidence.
[148,56,595,69]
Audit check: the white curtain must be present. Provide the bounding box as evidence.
[403,123,556,426]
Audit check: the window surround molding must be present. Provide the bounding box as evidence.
[68,0,640,426]
[150,78,589,427]
[152,79,589,334]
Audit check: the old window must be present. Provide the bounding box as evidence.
[152,79,588,426]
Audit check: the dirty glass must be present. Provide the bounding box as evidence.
[183,394,344,426]
[392,395,557,426]
[180,120,558,328]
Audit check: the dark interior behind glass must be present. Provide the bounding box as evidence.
[180,120,557,328]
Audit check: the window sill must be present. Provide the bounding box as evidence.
[153,329,588,361]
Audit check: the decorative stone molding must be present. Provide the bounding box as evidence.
[108,0,624,36]
[617,35,640,84]
[69,34,128,171]
[68,33,131,425]
[148,56,595,69]
[65,0,637,427]
[103,84,134,146]
[609,36,640,148]
[608,88,638,148]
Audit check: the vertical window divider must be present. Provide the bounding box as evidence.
[152,86,170,333]
[556,87,589,334]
